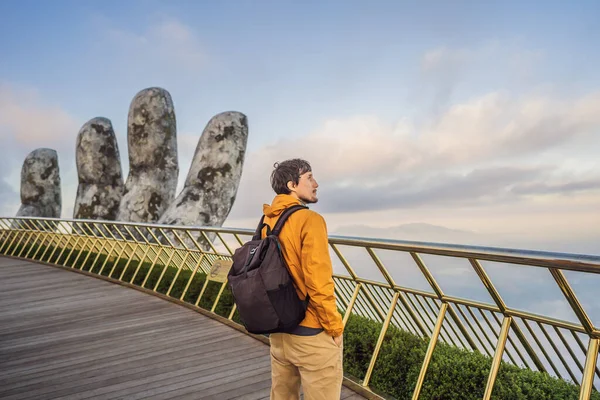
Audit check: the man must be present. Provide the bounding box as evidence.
[263,159,344,400]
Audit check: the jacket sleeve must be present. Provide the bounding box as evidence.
[300,212,344,337]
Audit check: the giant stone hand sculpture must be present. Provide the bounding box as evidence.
[17,87,249,249]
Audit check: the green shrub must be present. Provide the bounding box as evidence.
[343,313,600,400]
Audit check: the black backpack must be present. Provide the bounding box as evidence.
[227,205,309,334]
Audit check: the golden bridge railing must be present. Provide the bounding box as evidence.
[1,216,599,399]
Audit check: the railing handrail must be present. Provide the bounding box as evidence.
[4,215,600,272]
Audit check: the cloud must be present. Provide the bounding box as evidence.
[511,178,600,196]
[105,17,206,72]
[421,47,471,73]
[420,42,546,77]
[0,84,79,150]
[416,42,548,113]
[266,91,600,180]
[317,166,552,213]
[508,49,545,79]
[226,90,600,219]
[421,91,600,164]
[420,47,471,107]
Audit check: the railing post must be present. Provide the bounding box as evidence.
[342,283,362,327]
[579,338,599,400]
[180,254,204,301]
[363,292,399,387]
[412,302,447,399]
[211,282,228,313]
[483,316,512,400]
[166,252,190,296]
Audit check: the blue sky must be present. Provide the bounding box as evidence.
[1,0,600,253]
[2,1,598,118]
[2,0,598,139]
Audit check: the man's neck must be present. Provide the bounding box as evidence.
[287,192,308,207]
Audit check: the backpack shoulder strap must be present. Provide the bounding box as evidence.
[272,204,312,303]
[272,204,308,236]
[251,215,272,240]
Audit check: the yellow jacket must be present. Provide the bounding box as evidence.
[262,194,344,337]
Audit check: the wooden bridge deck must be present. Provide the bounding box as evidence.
[0,257,365,400]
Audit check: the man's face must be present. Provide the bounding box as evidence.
[289,171,319,204]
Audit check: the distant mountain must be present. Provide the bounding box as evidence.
[331,222,485,245]
[331,222,600,255]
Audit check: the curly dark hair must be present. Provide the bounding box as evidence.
[270,159,312,194]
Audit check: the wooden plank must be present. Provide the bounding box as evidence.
[3,345,269,399]
[1,340,263,393]
[0,257,34,267]
[0,312,194,351]
[0,302,175,335]
[100,361,273,400]
[0,304,185,336]
[198,376,272,400]
[156,365,273,400]
[0,318,227,377]
[230,387,272,400]
[0,327,225,378]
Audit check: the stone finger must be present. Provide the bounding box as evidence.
[16,148,61,231]
[73,117,124,222]
[117,87,179,223]
[158,111,248,249]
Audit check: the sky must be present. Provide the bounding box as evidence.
[1,0,600,255]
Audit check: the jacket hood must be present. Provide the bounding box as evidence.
[263,194,303,217]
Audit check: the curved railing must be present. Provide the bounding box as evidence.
[1,216,599,399]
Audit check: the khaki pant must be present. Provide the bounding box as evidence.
[269,331,343,400]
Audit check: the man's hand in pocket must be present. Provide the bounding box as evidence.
[333,334,343,347]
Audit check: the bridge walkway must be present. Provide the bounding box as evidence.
[0,257,365,400]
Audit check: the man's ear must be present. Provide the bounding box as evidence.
[286,180,296,193]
